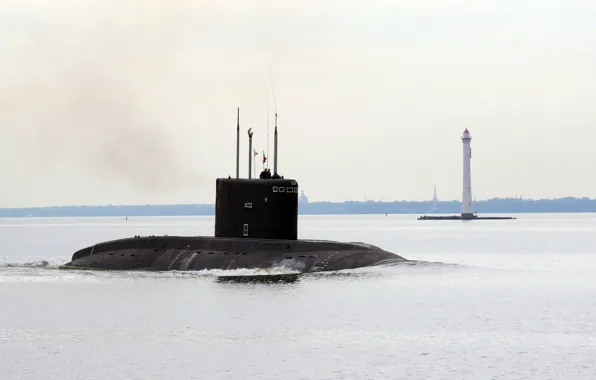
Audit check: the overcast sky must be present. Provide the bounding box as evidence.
[0,0,594,207]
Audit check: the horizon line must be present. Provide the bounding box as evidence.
[1,196,594,210]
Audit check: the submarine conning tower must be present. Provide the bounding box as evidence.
[215,178,299,240]
[216,107,299,240]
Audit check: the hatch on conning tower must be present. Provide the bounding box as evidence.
[215,178,299,240]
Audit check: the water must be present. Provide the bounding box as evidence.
[1,213,595,379]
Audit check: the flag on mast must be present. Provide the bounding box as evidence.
[262,151,267,164]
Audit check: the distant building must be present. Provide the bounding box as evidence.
[299,190,309,204]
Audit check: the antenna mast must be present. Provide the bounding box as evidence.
[269,65,278,174]
[236,107,240,178]
[266,88,270,170]
[248,128,253,179]
[274,113,278,174]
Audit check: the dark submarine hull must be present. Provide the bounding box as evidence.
[61,235,406,273]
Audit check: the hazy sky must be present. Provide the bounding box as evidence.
[1,0,595,207]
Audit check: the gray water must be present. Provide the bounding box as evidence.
[1,213,595,379]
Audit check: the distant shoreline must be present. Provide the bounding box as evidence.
[0,197,595,217]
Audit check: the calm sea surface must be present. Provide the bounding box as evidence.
[1,213,595,379]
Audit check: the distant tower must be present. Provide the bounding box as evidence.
[461,129,473,218]
[299,190,309,204]
[432,185,438,212]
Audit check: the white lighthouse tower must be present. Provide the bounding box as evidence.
[461,128,474,218]
[418,127,515,220]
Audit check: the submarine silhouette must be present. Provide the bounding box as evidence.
[61,109,406,273]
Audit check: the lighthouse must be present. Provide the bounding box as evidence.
[417,127,515,221]
[461,128,473,218]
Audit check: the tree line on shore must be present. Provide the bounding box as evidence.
[1,197,595,217]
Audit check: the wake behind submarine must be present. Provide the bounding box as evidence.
[61,109,407,273]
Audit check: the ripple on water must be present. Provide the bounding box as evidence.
[0,258,470,284]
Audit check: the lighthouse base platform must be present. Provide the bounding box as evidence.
[418,214,516,221]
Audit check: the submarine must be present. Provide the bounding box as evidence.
[61,108,407,273]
